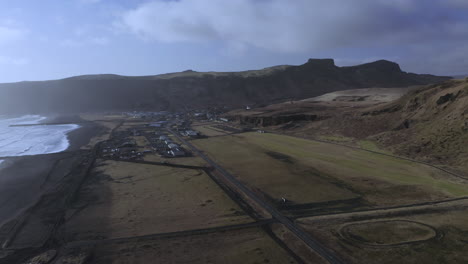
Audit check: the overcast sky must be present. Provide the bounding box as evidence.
[0,0,467,82]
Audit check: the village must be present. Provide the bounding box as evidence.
[98,109,247,161]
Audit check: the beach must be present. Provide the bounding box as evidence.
[0,115,102,228]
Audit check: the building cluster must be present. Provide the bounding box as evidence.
[100,139,145,160]
[124,111,171,119]
[189,107,227,121]
[179,129,200,138]
[156,135,187,157]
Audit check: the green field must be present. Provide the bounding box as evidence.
[63,160,252,241]
[192,132,468,207]
[91,227,299,264]
[299,205,468,264]
[340,220,436,246]
[193,124,228,137]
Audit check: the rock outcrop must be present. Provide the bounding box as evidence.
[0,59,451,114]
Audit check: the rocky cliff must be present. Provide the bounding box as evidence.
[0,59,450,114]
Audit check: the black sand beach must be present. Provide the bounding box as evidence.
[0,115,102,232]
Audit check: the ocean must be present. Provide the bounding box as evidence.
[0,115,79,167]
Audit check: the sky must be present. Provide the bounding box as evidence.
[0,0,467,83]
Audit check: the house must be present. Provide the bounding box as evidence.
[167,143,180,149]
[170,148,185,157]
[185,130,199,137]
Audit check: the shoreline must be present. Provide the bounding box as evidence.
[0,114,101,228]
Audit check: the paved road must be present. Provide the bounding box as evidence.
[168,128,345,264]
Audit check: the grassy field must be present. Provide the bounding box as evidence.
[298,203,468,264]
[62,160,252,241]
[358,140,393,154]
[340,220,436,246]
[79,113,124,122]
[193,124,229,137]
[192,133,359,206]
[318,135,392,154]
[143,154,208,167]
[192,132,468,207]
[318,135,354,143]
[81,121,120,150]
[90,227,299,264]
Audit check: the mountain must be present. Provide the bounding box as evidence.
[363,79,468,171]
[0,59,450,114]
[229,79,468,172]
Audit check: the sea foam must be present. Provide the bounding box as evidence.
[0,115,79,165]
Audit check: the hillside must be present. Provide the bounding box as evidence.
[228,78,468,173]
[0,59,450,114]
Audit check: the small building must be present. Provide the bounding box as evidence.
[170,148,185,157]
[167,143,180,149]
[185,130,199,137]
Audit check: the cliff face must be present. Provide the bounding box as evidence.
[0,59,450,114]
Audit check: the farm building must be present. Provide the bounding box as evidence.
[170,148,185,157]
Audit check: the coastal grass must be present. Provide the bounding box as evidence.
[299,205,468,264]
[358,140,392,154]
[143,154,207,167]
[91,227,299,264]
[192,132,468,207]
[318,135,353,143]
[63,160,252,241]
[192,134,359,205]
[340,220,436,246]
[192,125,228,137]
[81,121,120,149]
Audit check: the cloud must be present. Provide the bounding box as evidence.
[120,0,468,54]
[0,25,25,45]
[60,36,109,47]
[0,56,29,66]
[78,0,102,4]
[90,36,109,45]
[446,0,468,8]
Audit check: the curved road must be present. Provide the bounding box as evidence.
[168,128,345,264]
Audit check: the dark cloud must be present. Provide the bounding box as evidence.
[119,0,468,74]
[121,0,467,50]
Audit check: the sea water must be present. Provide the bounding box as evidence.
[0,115,79,167]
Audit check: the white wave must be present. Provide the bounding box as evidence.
[0,115,79,159]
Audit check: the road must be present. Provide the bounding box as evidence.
[168,128,345,264]
[66,219,275,248]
